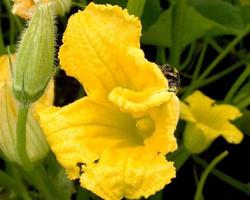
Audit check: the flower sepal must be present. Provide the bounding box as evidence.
[183,122,213,154]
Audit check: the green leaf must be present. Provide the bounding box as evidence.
[93,0,127,8]
[141,7,172,47]
[142,1,245,48]
[188,0,245,31]
[235,110,250,136]
[76,188,90,200]
[238,5,250,26]
[142,5,220,48]
[141,0,162,31]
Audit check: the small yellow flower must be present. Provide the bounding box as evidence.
[12,0,71,19]
[36,3,180,200]
[181,90,243,153]
[0,54,53,164]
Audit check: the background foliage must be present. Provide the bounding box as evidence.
[0,0,250,199]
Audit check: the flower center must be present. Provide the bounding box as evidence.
[135,116,155,139]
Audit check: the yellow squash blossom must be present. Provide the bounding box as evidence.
[12,0,71,19]
[181,90,243,153]
[0,54,53,164]
[36,3,180,200]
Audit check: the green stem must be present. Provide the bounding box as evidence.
[193,155,250,196]
[28,165,63,200]
[168,145,191,171]
[183,40,208,96]
[192,40,208,81]
[180,60,245,93]
[199,61,245,88]
[193,168,205,200]
[156,47,167,65]
[0,169,15,188]
[183,28,248,96]
[237,96,250,109]
[199,27,249,81]
[207,37,223,53]
[16,103,33,170]
[194,151,229,200]
[169,0,186,66]
[224,64,250,103]
[174,146,191,170]
[8,164,33,200]
[179,43,195,70]
[126,0,146,18]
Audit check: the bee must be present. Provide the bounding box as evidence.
[159,64,180,94]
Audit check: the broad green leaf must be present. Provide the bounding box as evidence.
[238,5,250,26]
[76,188,90,200]
[141,7,172,47]
[141,0,162,31]
[188,0,245,31]
[142,2,244,48]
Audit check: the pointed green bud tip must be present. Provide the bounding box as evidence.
[49,0,72,16]
[183,122,213,154]
[13,4,55,104]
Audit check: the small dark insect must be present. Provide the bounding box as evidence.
[159,64,181,94]
[76,162,86,175]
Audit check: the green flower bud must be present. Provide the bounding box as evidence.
[183,122,213,154]
[12,4,55,104]
[49,0,72,16]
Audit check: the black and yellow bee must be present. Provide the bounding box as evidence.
[159,64,180,94]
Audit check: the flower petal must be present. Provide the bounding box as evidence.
[109,86,173,114]
[211,104,242,123]
[219,123,243,144]
[59,3,167,99]
[12,0,35,19]
[180,101,196,123]
[36,97,144,179]
[0,54,15,83]
[145,94,179,154]
[184,91,215,121]
[80,150,175,200]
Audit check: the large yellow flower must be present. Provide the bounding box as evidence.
[36,3,180,200]
[0,54,53,164]
[181,90,243,153]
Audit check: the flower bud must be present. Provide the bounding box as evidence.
[12,4,55,104]
[183,122,213,154]
[49,0,72,17]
